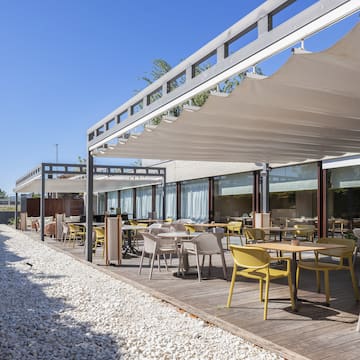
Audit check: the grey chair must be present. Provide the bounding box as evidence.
[184,233,227,282]
[139,232,178,280]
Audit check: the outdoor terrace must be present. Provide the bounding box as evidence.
[30,232,360,360]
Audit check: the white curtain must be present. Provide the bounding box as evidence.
[97,193,105,215]
[181,179,209,222]
[120,189,133,216]
[136,186,152,219]
[166,183,176,220]
[107,191,118,212]
[155,185,163,219]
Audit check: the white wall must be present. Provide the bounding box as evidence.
[142,159,261,183]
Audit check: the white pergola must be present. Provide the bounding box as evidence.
[14,163,166,241]
[93,22,360,164]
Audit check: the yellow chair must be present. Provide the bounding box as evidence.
[184,224,196,233]
[68,223,85,247]
[296,237,359,305]
[294,224,315,242]
[227,245,294,320]
[226,221,243,249]
[93,226,105,256]
[243,228,266,244]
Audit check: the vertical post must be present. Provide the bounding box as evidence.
[176,182,181,220]
[117,190,121,212]
[208,177,214,222]
[15,193,18,229]
[260,163,270,213]
[40,164,45,241]
[133,188,137,219]
[317,162,327,238]
[86,151,94,262]
[162,170,166,221]
[253,171,260,214]
[151,185,156,214]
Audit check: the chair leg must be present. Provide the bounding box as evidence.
[259,279,264,302]
[296,266,300,289]
[264,278,270,320]
[324,270,330,305]
[163,254,169,271]
[195,254,201,282]
[157,254,161,271]
[349,262,360,301]
[220,252,227,280]
[138,249,145,275]
[288,273,295,310]
[226,265,237,307]
[316,270,321,293]
[149,253,156,280]
[208,255,212,276]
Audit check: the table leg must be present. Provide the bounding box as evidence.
[292,252,299,310]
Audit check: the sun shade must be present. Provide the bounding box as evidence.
[95,23,360,164]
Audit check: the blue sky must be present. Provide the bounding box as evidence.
[0,0,358,196]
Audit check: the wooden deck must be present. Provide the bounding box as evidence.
[35,233,360,360]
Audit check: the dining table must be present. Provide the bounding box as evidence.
[122,224,148,256]
[248,241,346,309]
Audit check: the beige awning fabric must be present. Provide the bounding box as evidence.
[95,22,360,164]
[14,176,163,194]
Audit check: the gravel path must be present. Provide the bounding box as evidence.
[0,225,283,359]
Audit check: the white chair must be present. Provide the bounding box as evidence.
[139,232,178,280]
[184,233,227,282]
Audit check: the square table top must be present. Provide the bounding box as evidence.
[246,241,346,253]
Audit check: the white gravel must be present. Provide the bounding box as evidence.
[0,225,283,359]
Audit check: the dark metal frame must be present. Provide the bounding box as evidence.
[15,162,166,256]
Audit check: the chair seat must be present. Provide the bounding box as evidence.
[239,267,289,280]
[298,260,341,271]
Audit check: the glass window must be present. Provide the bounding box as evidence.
[120,189,133,217]
[181,179,209,222]
[269,163,317,225]
[166,183,177,220]
[214,172,253,222]
[97,193,105,215]
[327,165,360,228]
[107,191,118,214]
[136,186,152,219]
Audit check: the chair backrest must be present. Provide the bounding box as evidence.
[170,223,186,232]
[94,227,105,239]
[230,245,270,268]
[244,228,265,242]
[294,224,315,235]
[317,237,355,258]
[191,233,222,253]
[184,224,196,233]
[62,222,69,235]
[149,227,170,235]
[148,223,162,229]
[353,228,360,239]
[142,232,158,254]
[227,221,242,232]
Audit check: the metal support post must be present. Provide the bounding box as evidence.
[86,151,94,262]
